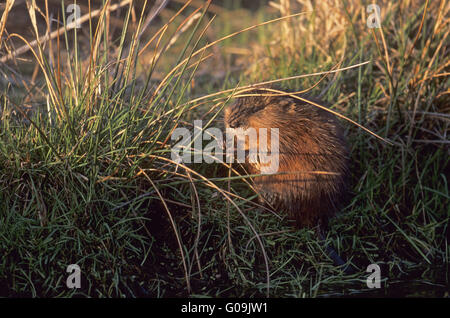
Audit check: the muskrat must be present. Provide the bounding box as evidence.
[224,87,351,269]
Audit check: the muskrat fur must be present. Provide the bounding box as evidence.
[224,88,349,229]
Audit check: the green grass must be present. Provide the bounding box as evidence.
[0,0,448,297]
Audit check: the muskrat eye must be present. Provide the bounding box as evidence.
[229,120,241,128]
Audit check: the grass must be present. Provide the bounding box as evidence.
[0,0,449,297]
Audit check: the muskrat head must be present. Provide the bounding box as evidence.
[224,89,297,131]
[223,90,284,167]
[224,95,265,130]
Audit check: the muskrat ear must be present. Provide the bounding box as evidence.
[287,104,297,113]
[276,99,296,113]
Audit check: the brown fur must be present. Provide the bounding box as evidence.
[224,89,349,229]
